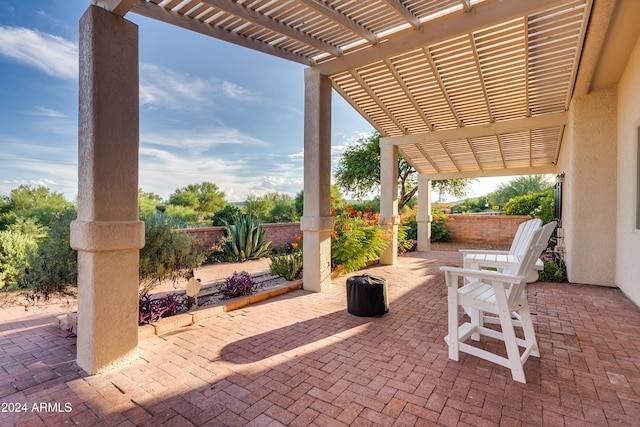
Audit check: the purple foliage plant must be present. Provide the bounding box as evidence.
[219,271,258,299]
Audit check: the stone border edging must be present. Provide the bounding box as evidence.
[139,279,303,338]
[57,279,304,339]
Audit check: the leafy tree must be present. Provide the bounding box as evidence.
[168,181,227,220]
[138,189,163,217]
[244,192,299,223]
[244,193,274,221]
[6,217,48,240]
[212,204,244,226]
[294,185,346,217]
[294,190,304,217]
[448,197,489,213]
[334,132,473,208]
[0,185,72,229]
[432,179,475,202]
[488,175,553,208]
[164,204,198,226]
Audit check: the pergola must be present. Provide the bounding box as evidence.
[72,0,628,374]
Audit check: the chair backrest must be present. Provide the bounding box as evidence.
[506,221,557,307]
[509,218,542,256]
[501,218,542,275]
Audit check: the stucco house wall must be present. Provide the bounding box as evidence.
[616,35,640,306]
[557,86,617,286]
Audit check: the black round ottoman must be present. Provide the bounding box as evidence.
[346,274,389,317]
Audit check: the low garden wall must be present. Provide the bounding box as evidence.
[183,215,531,249]
[183,222,301,250]
[446,214,531,246]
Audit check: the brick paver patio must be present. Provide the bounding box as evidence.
[1,251,639,426]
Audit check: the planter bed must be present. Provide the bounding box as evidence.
[56,273,304,339]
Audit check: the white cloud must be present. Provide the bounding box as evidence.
[140,63,261,110]
[288,151,303,160]
[250,175,304,197]
[0,147,77,199]
[139,146,251,199]
[141,128,269,154]
[221,81,259,101]
[0,26,78,79]
[26,106,67,118]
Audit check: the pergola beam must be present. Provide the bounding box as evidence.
[202,0,343,57]
[423,46,463,127]
[381,112,568,146]
[383,0,421,29]
[93,0,139,16]
[299,0,378,44]
[315,0,571,75]
[419,164,557,180]
[350,70,409,134]
[384,58,434,131]
[131,1,312,65]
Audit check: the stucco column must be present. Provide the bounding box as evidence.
[300,68,333,292]
[70,5,144,374]
[379,141,398,265]
[561,87,617,286]
[416,175,432,251]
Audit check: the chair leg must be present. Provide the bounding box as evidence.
[470,308,481,341]
[497,309,526,383]
[517,301,540,358]
[447,286,460,361]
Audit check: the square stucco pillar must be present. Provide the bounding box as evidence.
[379,140,399,265]
[416,175,432,251]
[300,68,333,292]
[561,87,617,286]
[70,5,144,374]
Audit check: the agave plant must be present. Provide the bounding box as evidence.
[222,214,272,261]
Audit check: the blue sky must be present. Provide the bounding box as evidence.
[0,0,508,203]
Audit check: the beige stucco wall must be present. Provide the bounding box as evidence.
[616,35,640,306]
[558,86,617,286]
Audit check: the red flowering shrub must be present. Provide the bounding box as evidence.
[331,206,391,273]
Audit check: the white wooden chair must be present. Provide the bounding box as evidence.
[460,218,543,281]
[441,221,557,383]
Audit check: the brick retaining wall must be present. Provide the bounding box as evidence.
[182,216,531,249]
[446,215,530,246]
[182,222,301,250]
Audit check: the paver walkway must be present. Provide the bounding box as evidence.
[1,251,640,426]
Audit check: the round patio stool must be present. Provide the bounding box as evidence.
[346,274,389,317]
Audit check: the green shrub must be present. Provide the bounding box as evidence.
[431,208,452,242]
[0,230,37,290]
[21,207,77,295]
[6,217,48,240]
[331,206,391,273]
[139,213,207,296]
[401,205,417,241]
[163,204,199,226]
[535,191,555,224]
[539,258,567,282]
[222,214,272,261]
[269,236,303,280]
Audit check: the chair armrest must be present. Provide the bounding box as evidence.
[534,259,544,270]
[459,249,509,256]
[440,266,526,285]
